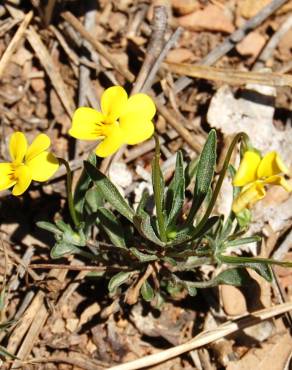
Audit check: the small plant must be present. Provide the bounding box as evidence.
[1,86,291,306]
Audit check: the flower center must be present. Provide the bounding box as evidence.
[10,162,25,181]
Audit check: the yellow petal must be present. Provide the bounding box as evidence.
[119,94,156,144]
[257,151,289,178]
[101,86,128,123]
[120,93,156,121]
[232,182,265,213]
[69,107,104,140]
[0,163,16,191]
[9,132,27,164]
[122,119,154,145]
[26,152,59,182]
[264,175,292,193]
[12,165,32,196]
[95,124,124,157]
[233,151,261,187]
[25,133,51,162]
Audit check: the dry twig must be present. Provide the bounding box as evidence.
[62,11,135,82]
[0,11,33,79]
[166,62,292,88]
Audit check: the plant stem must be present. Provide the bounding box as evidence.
[58,158,80,228]
[153,135,167,242]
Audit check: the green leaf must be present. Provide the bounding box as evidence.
[141,280,155,302]
[84,161,134,222]
[152,135,167,242]
[166,151,185,228]
[185,156,199,188]
[51,242,82,259]
[133,214,165,247]
[0,345,18,359]
[97,207,127,249]
[108,271,133,293]
[191,216,219,239]
[226,236,261,248]
[187,130,217,222]
[130,247,158,262]
[36,221,62,235]
[249,263,273,282]
[55,220,72,233]
[176,268,250,292]
[85,186,103,213]
[217,254,292,269]
[215,268,251,286]
[74,152,96,218]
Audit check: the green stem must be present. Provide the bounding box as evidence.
[58,158,80,229]
[193,132,248,238]
[153,135,167,242]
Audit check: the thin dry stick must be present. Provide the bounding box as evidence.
[43,0,57,26]
[158,0,290,103]
[202,0,289,66]
[154,98,202,153]
[132,6,168,94]
[110,6,171,165]
[49,24,81,66]
[10,268,68,368]
[165,62,292,88]
[27,351,108,370]
[78,0,97,107]
[26,26,75,117]
[108,301,292,370]
[62,11,135,82]
[141,26,183,93]
[0,11,33,79]
[253,15,292,71]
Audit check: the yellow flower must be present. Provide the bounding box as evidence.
[69,86,156,157]
[0,132,59,196]
[232,151,292,213]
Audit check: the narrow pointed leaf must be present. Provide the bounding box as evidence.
[130,247,158,262]
[187,130,217,222]
[97,207,127,249]
[74,152,96,218]
[108,271,133,293]
[37,221,62,235]
[84,161,134,222]
[166,151,185,227]
[141,281,155,301]
[133,214,165,247]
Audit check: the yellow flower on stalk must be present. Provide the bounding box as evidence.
[0,132,59,196]
[69,86,156,157]
[232,150,292,213]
